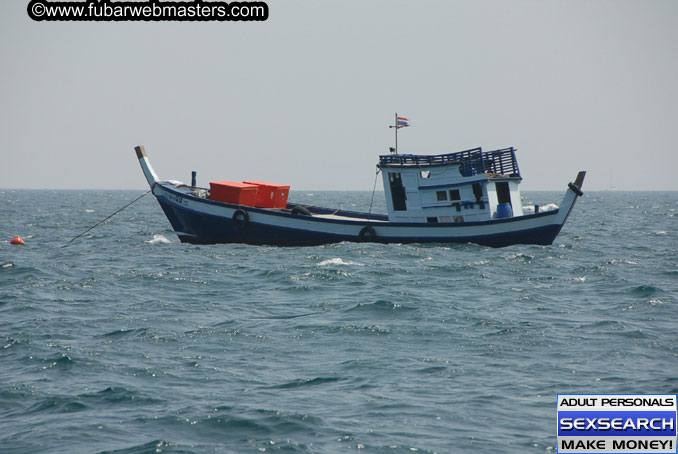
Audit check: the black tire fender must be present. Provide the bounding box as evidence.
[232,208,249,230]
[291,205,312,216]
[358,225,376,242]
[568,182,584,197]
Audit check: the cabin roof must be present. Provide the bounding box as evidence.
[378,146,522,179]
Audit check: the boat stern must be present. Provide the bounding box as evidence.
[556,170,586,224]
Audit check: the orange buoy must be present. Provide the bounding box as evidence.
[10,236,25,245]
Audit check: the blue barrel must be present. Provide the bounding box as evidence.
[496,203,513,219]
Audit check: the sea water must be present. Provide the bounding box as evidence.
[1,190,677,453]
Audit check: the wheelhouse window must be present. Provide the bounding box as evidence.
[449,189,460,201]
[420,170,431,179]
[436,191,447,201]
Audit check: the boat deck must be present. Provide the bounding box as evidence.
[162,184,390,223]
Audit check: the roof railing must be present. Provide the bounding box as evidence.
[378,147,521,178]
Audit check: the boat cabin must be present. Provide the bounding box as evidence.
[378,147,524,223]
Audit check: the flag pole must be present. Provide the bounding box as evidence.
[394,112,398,154]
[389,112,406,154]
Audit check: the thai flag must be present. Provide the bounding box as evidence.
[397,116,410,128]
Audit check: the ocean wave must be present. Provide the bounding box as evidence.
[265,376,344,390]
[345,300,415,314]
[95,440,167,454]
[145,234,171,245]
[317,257,364,267]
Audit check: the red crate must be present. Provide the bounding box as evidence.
[243,181,290,209]
[209,181,258,206]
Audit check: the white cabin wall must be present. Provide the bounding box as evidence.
[424,164,463,185]
[487,180,524,218]
[509,181,523,216]
[382,165,521,223]
[416,181,490,223]
[382,168,422,222]
[401,171,423,221]
[381,171,395,214]
[402,172,421,209]
[487,185,499,218]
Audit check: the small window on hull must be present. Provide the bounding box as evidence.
[436,191,447,201]
[449,189,460,201]
[427,217,438,223]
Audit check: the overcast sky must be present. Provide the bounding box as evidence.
[1,0,677,191]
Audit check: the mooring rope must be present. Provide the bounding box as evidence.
[62,189,152,247]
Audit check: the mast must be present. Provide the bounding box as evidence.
[389,112,402,154]
[395,112,398,154]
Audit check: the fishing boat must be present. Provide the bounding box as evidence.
[135,145,585,247]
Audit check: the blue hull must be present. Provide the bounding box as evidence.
[157,197,564,248]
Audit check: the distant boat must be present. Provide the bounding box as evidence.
[135,145,585,247]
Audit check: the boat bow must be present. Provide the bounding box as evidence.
[135,145,159,188]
